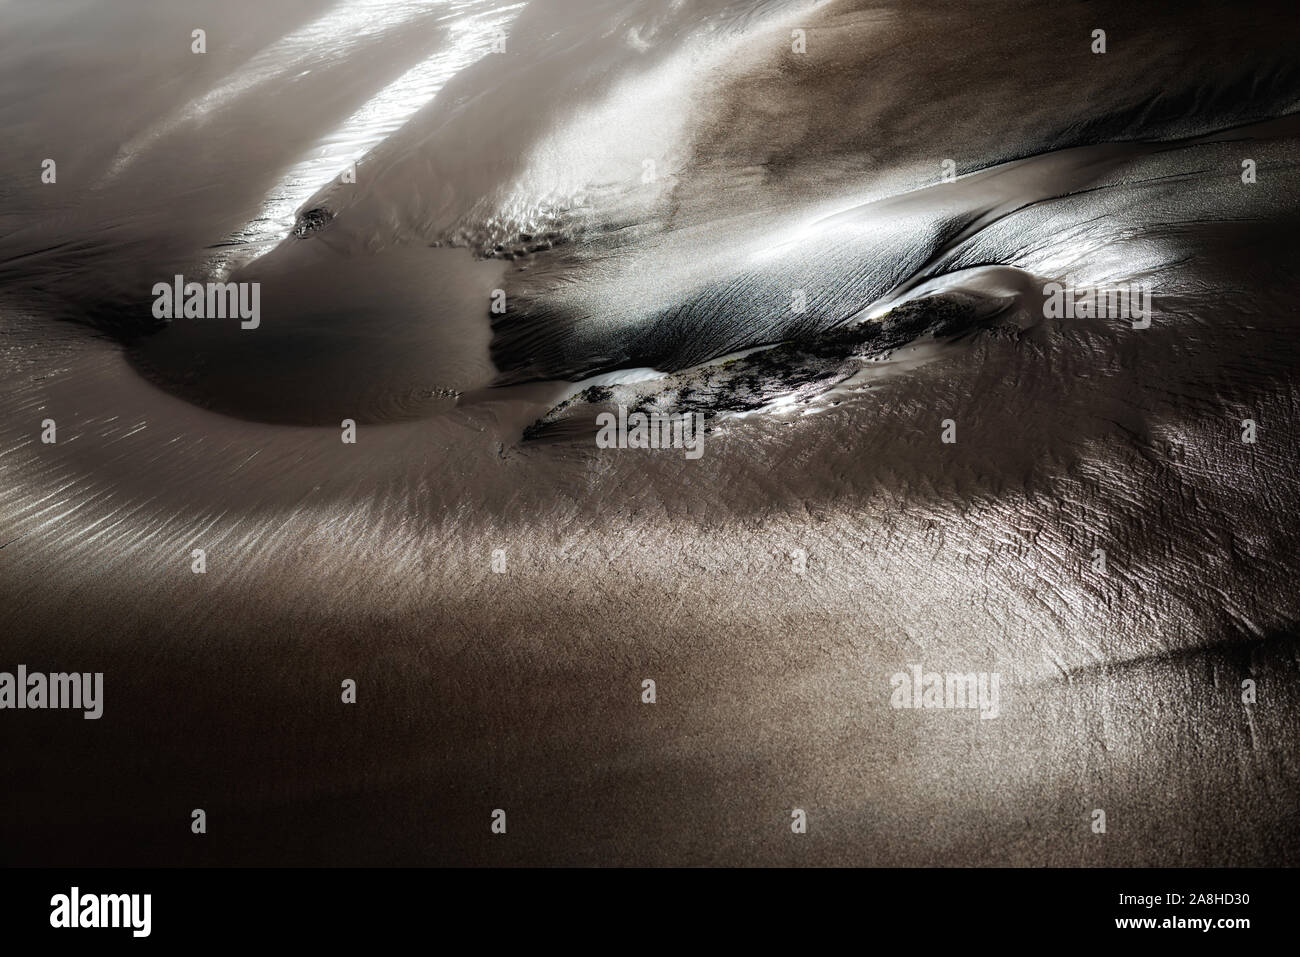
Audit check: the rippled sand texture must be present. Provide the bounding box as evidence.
[1,0,1299,864]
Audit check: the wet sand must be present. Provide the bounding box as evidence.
[2,0,1299,865]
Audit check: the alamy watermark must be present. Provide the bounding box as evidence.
[1043,279,1151,329]
[0,665,103,719]
[596,405,705,459]
[152,274,260,329]
[50,887,150,937]
[890,664,1000,719]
